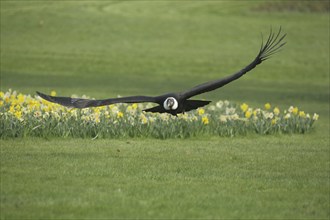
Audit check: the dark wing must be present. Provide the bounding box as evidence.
[143,105,166,114]
[184,100,212,112]
[181,27,286,99]
[36,91,158,108]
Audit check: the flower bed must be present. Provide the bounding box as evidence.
[0,90,319,139]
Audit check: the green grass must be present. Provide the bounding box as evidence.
[1,136,329,219]
[1,1,329,219]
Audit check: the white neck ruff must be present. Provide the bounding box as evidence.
[163,97,178,110]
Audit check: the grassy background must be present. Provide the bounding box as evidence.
[1,136,329,219]
[1,1,329,219]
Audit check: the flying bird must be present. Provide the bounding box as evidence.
[37,28,286,116]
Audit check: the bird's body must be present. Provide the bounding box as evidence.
[37,28,286,116]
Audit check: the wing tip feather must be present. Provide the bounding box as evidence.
[258,27,286,62]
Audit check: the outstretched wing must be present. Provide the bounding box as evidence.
[37,91,158,108]
[181,27,286,99]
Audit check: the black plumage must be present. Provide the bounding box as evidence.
[37,28,286,116]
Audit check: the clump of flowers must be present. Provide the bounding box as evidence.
[0,90,319,139]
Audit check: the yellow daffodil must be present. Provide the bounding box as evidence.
[117,111,124,118]
[198,108,205,115]
[28,100,40,111]
[271,119,277,125]
[94,107,102,114]
[273,107,280,116]
[140,114,148,124]
[253,108,261,116]
[126,105,132,111]
[132,103,138,109]
[313,113,319,120]
[94,115,100,123]
[202,116,209,125]
[43,105,53,112]
[299,111,306,118]
[17,94,25,104]
[9,105,15,114]
[10,94,16,100]
[4,96,10,103]
[292,107,299,115]
[240,103,249,112]
[264,103,271,110]
[14,111,22,120]
[245,110,252,119]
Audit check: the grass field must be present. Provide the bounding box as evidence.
[1,1,329,219]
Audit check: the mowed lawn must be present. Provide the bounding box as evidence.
[1,136,329,219]
[1,1,329,219]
